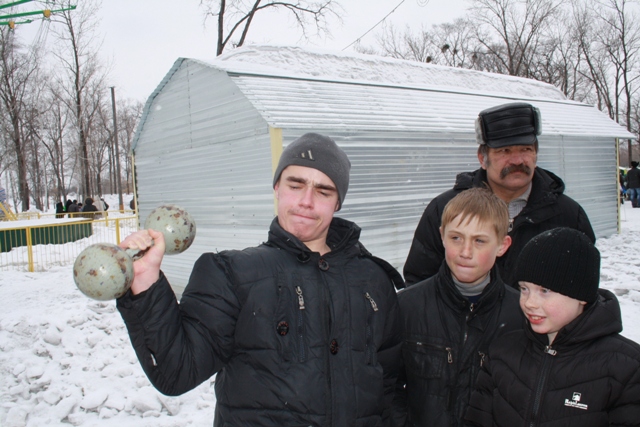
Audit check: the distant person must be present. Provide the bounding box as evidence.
[80,198,98,219]
[465,227,640,426]
[65,199,72,212]
[67,200,80,218]
[100,198,109,211]
[55,202,65,218]
[393,188,523,427]
[404,102,595,287]
[116,133,403,426]
[626,161,640,208]
[129,198,135,212]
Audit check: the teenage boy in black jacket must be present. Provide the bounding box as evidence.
[116,133,403,427]
[393,188,523,427]
[466,227,640,426]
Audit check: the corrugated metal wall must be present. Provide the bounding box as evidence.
[134,60,275,292]
[536,135,618,237]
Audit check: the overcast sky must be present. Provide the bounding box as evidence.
[16,0,468,102]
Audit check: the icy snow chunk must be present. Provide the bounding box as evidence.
[12,363,26,376]
[5,406,28,427]
[9,384,28,399]
[86,331,105,348]
[99,406,118,419]
[131,386,162,413]
[42,388,62,405]
[28,374,51,392]
[25,365,44,379]
[43,327,62,345]
[100,364,134,378]
[67,314,87,327]
[54,396,78,421]
[103,394,126,411]
[67,411,87,426]
[158,394,181,416]
[80,389,109,410]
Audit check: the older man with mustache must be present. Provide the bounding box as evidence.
[403,102,595,288]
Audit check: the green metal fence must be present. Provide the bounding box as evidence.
[0,211,139,272]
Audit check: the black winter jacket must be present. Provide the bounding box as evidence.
[117,217,404,427]
[627,166,640,189]
[403,167,595,286]
[465,289,640,427]
[393,262,523,427]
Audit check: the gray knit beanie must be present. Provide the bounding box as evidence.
[514,227,600,303]
[273,133,351,210]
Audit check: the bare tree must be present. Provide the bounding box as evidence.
[470,0,563,77]
[200,0,342,55]
[593,0,640,163]
[39,86,72,203]
[50,0,109,200]
[371,18,480,67]
[113,99,143,194]
[0,29,40,211]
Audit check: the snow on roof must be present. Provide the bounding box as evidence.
[132,44,633,147]
[212,44,567,101]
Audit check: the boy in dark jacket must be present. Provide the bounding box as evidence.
[393,188,524,427]
[116,133,403,427]
[465,227,640,426]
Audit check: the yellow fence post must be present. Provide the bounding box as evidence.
[26,226,34,272]
[115,218,121,245]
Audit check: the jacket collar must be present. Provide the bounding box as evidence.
[437,261,506,315]
[266,216,361,258]
[526,289,623,352]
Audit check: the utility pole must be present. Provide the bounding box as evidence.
[110,87,124,211]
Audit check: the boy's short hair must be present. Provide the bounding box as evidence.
[441,188,509,238]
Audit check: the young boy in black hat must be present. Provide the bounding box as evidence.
[465,227,640,426]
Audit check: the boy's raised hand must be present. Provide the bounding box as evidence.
[119,228,165,295]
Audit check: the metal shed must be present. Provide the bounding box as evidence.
[131,45,633,293]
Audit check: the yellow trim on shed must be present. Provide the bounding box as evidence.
[270,127,283,215]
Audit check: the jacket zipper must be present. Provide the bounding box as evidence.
[411,341,454,364]
[364,292,378,365]
[528,345,556,427]
[295,286,306,362]
[449,302,475,412]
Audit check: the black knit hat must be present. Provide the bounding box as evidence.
[273,133,351,210]
[475,102,542,148]
[514,227,600,303]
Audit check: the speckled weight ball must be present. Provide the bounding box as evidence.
[144,204,196,255]
[73,243,134,301]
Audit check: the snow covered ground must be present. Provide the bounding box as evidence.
[1,197,639,427]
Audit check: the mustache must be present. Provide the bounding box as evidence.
[500,164,532,179]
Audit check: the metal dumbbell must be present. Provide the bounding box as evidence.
[73,204,196,301]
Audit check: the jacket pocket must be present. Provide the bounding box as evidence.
[403,340,451,379]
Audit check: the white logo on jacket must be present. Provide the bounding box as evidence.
[564,392,588,410]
